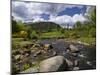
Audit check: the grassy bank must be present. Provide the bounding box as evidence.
[40,31,65,39]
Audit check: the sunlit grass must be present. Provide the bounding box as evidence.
[40,31,65,39]
[77,37,96,45]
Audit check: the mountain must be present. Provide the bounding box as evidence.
[25,22,61,32]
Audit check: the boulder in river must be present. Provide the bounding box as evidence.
[69,44,79,53]
[39,56,68,72]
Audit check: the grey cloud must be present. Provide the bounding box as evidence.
[12,1,85,22]
[13,5,28,18]
[12,1,91,27]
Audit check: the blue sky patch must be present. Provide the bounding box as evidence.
[41,14,50,20]
[58,6,86,16]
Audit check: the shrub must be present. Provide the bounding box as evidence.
[12,33,20,38]
[88,28,96,37]
[30,31,38,39]
[23,64,30,70]
[60,28,65,33]
[19,31,28,38]
[69,32,79,39]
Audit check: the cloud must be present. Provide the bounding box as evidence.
[12,1,85,21]
[49,14,86,28]
[72,14,87,22]
[12,1,93,28]
[12,1,68,21]
[33,17,47,22]
[49,15,72,24]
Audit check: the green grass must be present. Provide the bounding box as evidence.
[12,38,33,49]
[40,31,65,39]
[12,38,25,42]
[77,37,96,45]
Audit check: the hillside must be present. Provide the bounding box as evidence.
[25,22,61,32]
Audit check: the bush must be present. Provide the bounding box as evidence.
[69,32,79,39]
[30,31,38,39]
[60,28,65,33]
[12,33,20,38]
[19,31,28,38]
[23,64,30,70]
[89,28,96,37]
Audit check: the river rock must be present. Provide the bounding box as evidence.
[24,50,31,55]
[34,43,41,47]
[53,51,57,56]
[36,50,42,55]
[15,55,21,61]
[69,44,79,53]
[74,60,79,66]
[43,44,53,50]
[77,41,89,46]
[86,61,92,66]
[73,67,80,70]
[12,50,20,55]
[71,53,78,57]
[30,43,41,49]
[65,59,73,67]
[20,50,25,55]
[20,55,25,60]
[31,50,35,53]
[39,56,68,72]
[33,54,37,57]
[33,50,42,57]
[78,54,86,58]
[25,53,30,57]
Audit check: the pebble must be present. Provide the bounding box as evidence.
[73,67,80,70]
[86,61,92,66]
[74,60,79,66]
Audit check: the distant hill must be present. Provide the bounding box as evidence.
[25,22,61,32]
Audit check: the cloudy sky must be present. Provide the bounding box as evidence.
[12,1,95,28]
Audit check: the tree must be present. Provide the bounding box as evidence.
[25,26,33,38]
[12,20,19,33]
[89,28,96,37]
[90,7,96,24]
[12,20,26,33]
[19,31,28,38]
[17,21,26,31]
[86,7,96,25]
[30,31,38,39]
[74,21,83,32]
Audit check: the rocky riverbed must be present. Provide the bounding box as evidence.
[12,39,96,74]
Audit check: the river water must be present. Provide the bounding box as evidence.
[32,39,96,70]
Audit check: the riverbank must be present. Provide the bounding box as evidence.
[12,38,96,74]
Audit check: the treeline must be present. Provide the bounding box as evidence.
[12,20,61,39]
